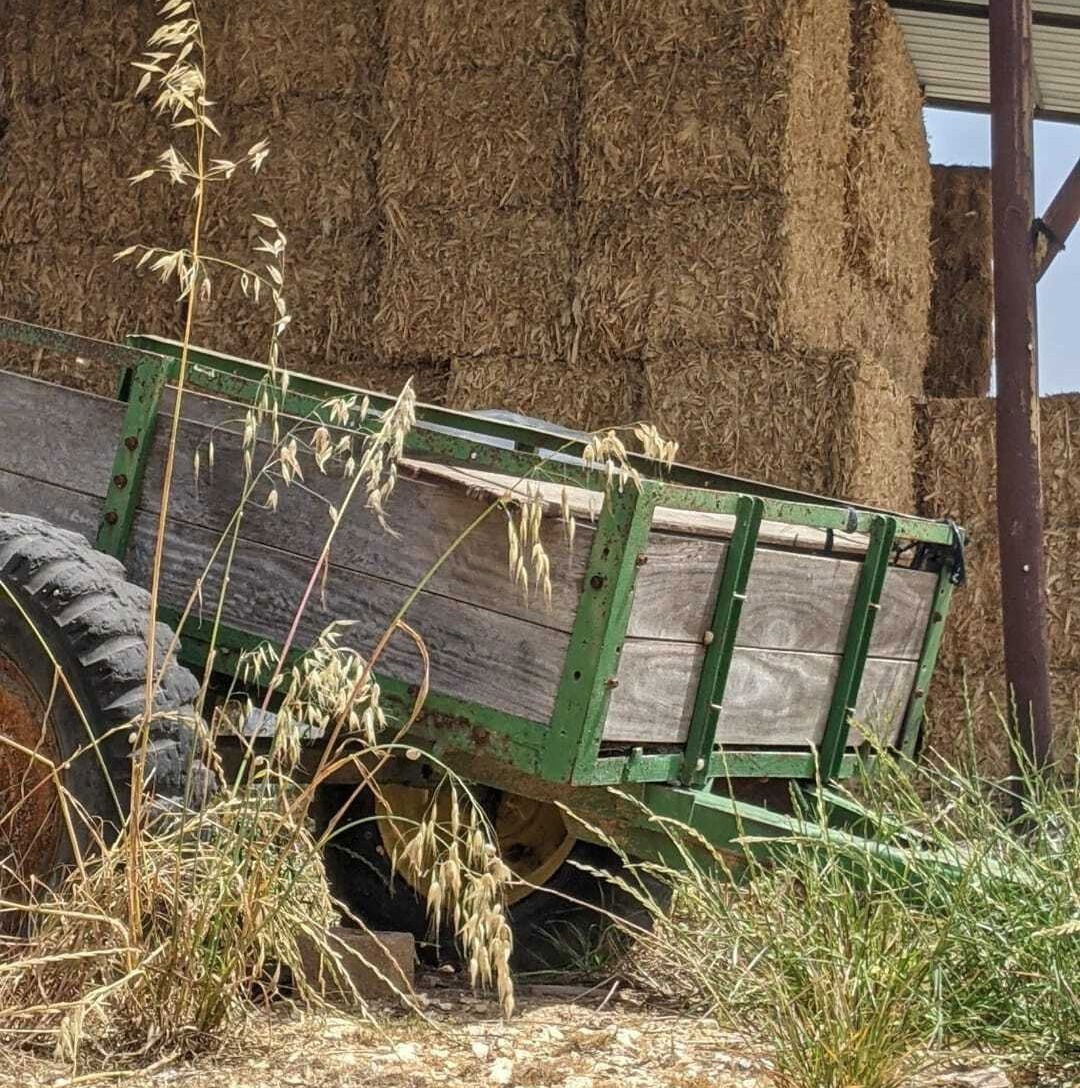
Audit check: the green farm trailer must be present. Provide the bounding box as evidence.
[0,316,963,964]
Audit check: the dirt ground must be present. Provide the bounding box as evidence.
[0,977,1023,1088]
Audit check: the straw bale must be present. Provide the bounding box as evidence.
[926,166,993,398]
[580,0,851,213]
[574,197,847,362]
[573,203,658,361]
[383,0,577,72]
[916,395,1080,672]
[846,0,931,395]
[446,355,639,433]
[0,241,183,396]
[379,60,573,211]
[202,1,382,106]
[924,665,1080,779]
[13,0,143,103]
[643,346,914,510]
[191,228,379,375]
[0,104,184,247]
[200,97,377,246]
[375,207,573,364]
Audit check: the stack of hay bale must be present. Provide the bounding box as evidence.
[378,1,584,420]
[0,1,184,395]
[917,397,1080,773]
[925,165,994,398]
[605,0,925,508]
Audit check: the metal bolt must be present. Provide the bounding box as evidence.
[124,435,139,451]
[695,758,705,771]
[635,554,648,567]
[113,473,128,489]
[605,676,619,689]
[915,688,926,698]
[1022,563,1031,572]
[103,511,118,525]
[702,631,715,645]
[590,574,605,590]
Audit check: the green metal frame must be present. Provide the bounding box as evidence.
[680,495,764,786]
[0,317,966,843]
[95,358,168,560]
[544,485,656,784]
[818,515,898,779]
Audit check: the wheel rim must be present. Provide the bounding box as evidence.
[0,650,64,893]
[377,785,575,906]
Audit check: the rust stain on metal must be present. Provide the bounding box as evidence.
[0,657,62,892]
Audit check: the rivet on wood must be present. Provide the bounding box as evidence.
[605,677,619,689]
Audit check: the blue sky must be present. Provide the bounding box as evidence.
[925,108,1079,393]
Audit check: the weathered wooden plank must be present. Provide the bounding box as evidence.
[629,536,937,660]
[0,371,120,495]
[605,642,917,746]
[0,468,103,539]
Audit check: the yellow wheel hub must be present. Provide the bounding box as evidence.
[377,785,575,906]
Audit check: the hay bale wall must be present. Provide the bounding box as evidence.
[917,395,1080,773]
[926,165,993,398]
[644,347,914,511]
[844,0,932,398]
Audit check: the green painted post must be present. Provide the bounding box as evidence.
[818,515,898,779]
[95,357,170,560]
[898,562,958,759]
[542,484,656,784]
[681,495,763,785]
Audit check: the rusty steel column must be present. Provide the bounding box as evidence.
[989,0,1054,773]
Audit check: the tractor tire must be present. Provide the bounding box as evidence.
[314,782,667,974]
[0,513,213,890]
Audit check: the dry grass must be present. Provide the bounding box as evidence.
[643,345,914,510]
[926,165,993,398]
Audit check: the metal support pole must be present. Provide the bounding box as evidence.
[1035,155,1080,281]
[989,0,1054,772]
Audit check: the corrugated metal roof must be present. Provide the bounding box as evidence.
[889,0,1080,122]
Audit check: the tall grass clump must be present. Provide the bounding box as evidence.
[620,708,1080,1084]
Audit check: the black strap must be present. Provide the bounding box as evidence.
[946,518,967,586]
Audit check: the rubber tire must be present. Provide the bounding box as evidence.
[0,513,213,876]
[314,783,667,973]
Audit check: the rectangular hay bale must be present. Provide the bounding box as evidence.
[446,355,639,432]
[379,60,574,210]
[191,228,381,377]
[383,0,577,71]
[203,0,382,105]
[375,207,573,363]
[926,165,993,398]
[199,96,378,245]
[578,0,851,357]
[0,106,183,247]
[574,197,849,363]
[643,346,914,510]
[846,0,932,397]
[916,395,1080,672]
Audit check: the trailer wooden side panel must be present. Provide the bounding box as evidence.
[0,367,937,745]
